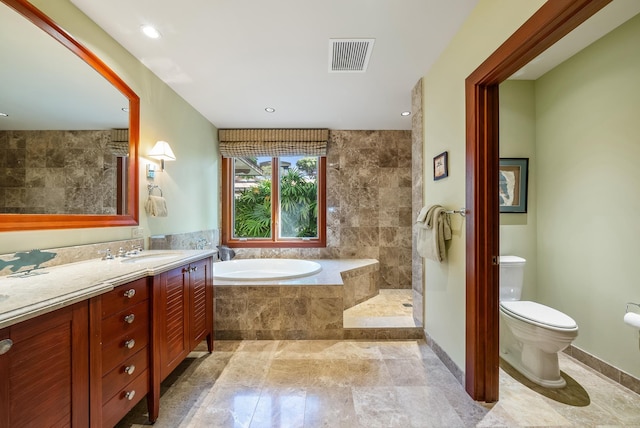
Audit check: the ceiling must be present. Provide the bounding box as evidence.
[3,1,639,132]
[70,0,480,131]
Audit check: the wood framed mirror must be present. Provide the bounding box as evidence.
[0,0,139,231]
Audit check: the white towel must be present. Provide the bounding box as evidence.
[415,205,451,262]
[145,195,168,217]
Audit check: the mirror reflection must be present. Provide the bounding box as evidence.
[0,0,132,216]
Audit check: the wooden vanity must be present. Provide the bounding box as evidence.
[0,251,214,427]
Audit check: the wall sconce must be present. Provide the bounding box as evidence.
[148,140,176,171]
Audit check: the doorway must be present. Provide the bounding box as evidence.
[464,0,613,402]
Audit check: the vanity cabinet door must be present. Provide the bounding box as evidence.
[154,265,190,381]
[188,257,213,351]
[0,302,89,428]
[149,256,213,423]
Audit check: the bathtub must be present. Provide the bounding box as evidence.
[213,258,322,280]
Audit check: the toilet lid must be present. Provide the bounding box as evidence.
[500,301,577,330]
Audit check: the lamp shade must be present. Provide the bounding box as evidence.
[149,140,176,161]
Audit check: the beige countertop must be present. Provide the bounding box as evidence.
[0,249,216,329]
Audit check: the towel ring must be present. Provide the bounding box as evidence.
[148,184,163,197]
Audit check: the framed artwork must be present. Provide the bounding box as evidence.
[499,158,529,213]
[433,151,448,181]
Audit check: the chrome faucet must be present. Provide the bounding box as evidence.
[216,245,236,261]
[99,249,114,260]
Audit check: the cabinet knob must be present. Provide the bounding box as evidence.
[123,314,135,324]
[124,339,136,349]
[123,289,136,298]
[0,338,13,355]
[124,390,136,401]
[124,364,136,375]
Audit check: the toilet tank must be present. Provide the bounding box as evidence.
[499,255,526,301]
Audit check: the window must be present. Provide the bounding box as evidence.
[222,155,326,248]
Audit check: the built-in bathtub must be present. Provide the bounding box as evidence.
[213,258,322,281]
[213,259,418,339]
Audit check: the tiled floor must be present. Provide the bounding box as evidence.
[116,290,640,427]
[117,339,640,427]
[344,289,416,328]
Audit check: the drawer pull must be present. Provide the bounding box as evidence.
[0,339,13,355]
[124,339,136,349]
[123,314,135,324]
[124,364,136,375]
[123,289,136,298]
[124,390,136,401]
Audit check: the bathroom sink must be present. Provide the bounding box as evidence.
[120,252,183,264]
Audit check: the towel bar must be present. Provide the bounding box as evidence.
[444,208,466,217]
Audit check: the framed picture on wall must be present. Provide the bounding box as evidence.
[499,158,529,213]
[433,151,448,180]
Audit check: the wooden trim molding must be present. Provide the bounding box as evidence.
[0,0,140,231]
[465,0,612,402]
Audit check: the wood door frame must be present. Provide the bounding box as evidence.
[464,0,612,402]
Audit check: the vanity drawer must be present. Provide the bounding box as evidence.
[101,325,149,375]
[101,301,149,342]
[101,278,149,317]
[102,347,149,404]
[101,369,149,428]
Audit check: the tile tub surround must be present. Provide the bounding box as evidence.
[0,238,144,277]
[227,130,413,290]
[0,248,215,329]
[214,259,422,340]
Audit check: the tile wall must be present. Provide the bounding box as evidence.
[411,79,424,326]
[233,130,414,290]
[0,130,118,214]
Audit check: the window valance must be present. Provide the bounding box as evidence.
[218,129,328,157]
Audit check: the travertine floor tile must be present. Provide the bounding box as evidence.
[116,339,640,428]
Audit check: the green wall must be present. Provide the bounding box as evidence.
[499,80,538,302]
[0,0,219,254]
[534,13,640,378]
[422,0,545,370]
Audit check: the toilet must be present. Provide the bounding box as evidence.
[499,255,578,388]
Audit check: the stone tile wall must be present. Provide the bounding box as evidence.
[0,130,118,214]
[234,130,413,290]
[411,79,424,326]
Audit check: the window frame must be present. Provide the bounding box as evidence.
[221,156,326,248]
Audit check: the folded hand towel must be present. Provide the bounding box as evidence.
[415,205,451,262]
[145,195,168,217]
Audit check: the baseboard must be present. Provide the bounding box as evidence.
[424,331,465,386]
[564,345,640,396]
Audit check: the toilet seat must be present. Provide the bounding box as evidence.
[500,301,577,331]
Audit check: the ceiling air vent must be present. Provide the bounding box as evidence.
[329,38,375,73]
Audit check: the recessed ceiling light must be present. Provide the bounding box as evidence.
[141,25,161,39]
[0,112,8,117]
[265,107,276,113]
[401,111,411,117]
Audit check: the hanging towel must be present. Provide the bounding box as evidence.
[145,195,168,217]
[415,204,451,262]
